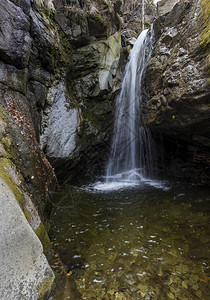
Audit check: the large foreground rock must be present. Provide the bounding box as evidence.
[0,177,54,300]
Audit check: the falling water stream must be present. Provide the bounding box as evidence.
[106,28,155,177]
[94,28,156,192]
[50,28,210,299]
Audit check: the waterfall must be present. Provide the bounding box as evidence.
[106,27,156,183]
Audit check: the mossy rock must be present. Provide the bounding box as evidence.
[0,158,24,206]
[201,0,210,50]
[0,159,51,255]
[39,276,54,300]
[35,223,51,255]
[24,209,31,224]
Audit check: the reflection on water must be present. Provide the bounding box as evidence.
[50,182,210,299]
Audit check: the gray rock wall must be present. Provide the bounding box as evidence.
[40,31,121,182]
[144,0,210,183]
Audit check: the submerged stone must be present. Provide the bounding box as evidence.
[51,183,210,299]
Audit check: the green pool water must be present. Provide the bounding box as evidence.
[50,182,210,299]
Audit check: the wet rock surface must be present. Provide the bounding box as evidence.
[0,0,60,297]
[41,80,80,159]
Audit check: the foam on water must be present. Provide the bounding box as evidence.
[92,179,169,192]
[93,181,139,191]
[83,169,169,192]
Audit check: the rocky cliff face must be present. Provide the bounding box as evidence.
[40,0,122,182]
[40,32,121,182]
[144,0,210,183]
[0,0,60,297]
[0,0,75,297]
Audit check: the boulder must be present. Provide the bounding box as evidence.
[0,42,56,294]
[0,176,54,300]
